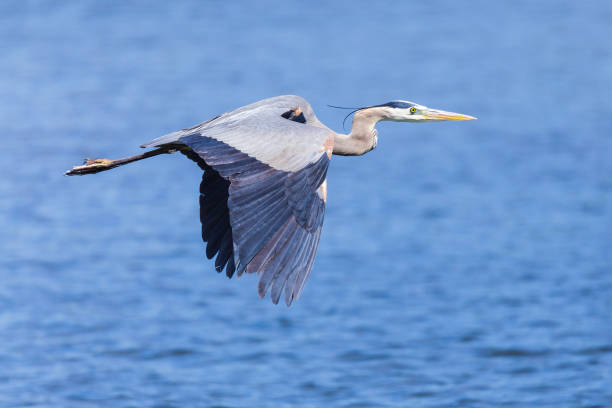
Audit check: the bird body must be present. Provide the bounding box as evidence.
[66,95,475,306]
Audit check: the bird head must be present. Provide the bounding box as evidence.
[372,100,476,122]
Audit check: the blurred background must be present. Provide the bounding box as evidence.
[1,1,611,407]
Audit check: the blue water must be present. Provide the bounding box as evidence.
[1,1,611,407]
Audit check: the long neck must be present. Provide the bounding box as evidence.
[332,108,385,156]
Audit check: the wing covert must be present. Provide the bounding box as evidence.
[142,95,331,172]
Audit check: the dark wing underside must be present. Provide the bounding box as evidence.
[180,134,329,306]
[181,149,236,277]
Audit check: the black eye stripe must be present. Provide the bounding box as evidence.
[374,101,413,109]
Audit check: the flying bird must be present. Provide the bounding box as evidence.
[66,95,475,306]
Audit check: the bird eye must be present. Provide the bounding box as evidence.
[409,107,417,114]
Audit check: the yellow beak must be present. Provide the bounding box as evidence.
[423,108,477,121]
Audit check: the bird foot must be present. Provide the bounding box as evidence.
[65,158,115,176]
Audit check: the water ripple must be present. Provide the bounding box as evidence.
[477,348,552,358]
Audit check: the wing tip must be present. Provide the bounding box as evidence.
[257,275,295,307]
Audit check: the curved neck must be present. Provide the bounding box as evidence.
[332,107,386,156]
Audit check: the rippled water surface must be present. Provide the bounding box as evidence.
[1,1,611,407]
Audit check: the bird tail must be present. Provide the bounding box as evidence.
[65,145,178,176]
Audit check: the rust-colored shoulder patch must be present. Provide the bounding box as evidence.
[317,179,328,203]
[320,135,334,159]
[281,106,306,123]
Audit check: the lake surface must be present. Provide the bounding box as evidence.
[1,1,611,407]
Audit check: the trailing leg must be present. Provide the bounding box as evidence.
[65,146,179,176]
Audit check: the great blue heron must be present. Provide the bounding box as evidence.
[66,95,475,306]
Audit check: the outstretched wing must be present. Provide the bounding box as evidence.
[143,95,333,306]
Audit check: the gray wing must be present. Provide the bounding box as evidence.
[142,95,329,172]
[143,95,332,306]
